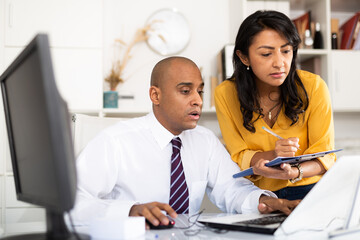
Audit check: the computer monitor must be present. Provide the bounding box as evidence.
[0,34,89,240]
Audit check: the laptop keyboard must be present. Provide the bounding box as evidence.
[236,214,287,226]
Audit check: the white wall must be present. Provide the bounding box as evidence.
[0,0,4,74]
[103,0,231,112]
[0,0,6,228]
[3,0,104,112]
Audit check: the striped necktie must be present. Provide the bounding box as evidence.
[169,137,189,214]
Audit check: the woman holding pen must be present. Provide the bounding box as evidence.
[214,10,336,200]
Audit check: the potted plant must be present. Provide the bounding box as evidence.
[103,22,164,108]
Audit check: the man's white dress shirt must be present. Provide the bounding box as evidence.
[72,112,274,224]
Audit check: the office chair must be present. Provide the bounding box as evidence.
[71,113,125,157]
[70,113,221,213]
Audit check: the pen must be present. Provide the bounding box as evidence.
[262,126,301,150]
[262,126,283,139]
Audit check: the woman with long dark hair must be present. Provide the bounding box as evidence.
[215,10,336,200]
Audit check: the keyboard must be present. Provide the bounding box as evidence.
[236,214,287,226]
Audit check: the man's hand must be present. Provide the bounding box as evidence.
[129,202,177,229]
[258,195,300,215]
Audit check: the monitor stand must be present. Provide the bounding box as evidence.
[1,210,90,240]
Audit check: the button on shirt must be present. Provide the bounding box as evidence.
[72,112,274,224]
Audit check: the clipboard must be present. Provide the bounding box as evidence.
[233,149,342,179]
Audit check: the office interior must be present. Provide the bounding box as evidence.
[0,0,359,238]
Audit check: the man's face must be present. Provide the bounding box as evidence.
[154,60,204,135]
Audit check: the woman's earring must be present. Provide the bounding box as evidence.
[247,66,250,71]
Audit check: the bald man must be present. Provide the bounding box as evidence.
[73,57,299,228]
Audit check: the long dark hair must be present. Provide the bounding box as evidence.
[231,10,308,133]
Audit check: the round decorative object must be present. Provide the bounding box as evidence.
[146,8,190,55]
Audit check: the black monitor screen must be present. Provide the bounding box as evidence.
[0,34,88,240]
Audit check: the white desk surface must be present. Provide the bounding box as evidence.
[78,214,360,240]
[146,213,273,240]
[147,213,360,240]
[1,214,360,240]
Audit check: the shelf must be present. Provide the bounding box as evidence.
[69,109,102,116]
[101,109,149,118]
[202,108,217,114]
[298,49,328,55]
[298,49,328,62]
[331,49,360,53]
[0,172,14,177]
[100,107,216,118]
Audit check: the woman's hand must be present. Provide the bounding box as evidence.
[274,137,300,157]
[253,159,299,180]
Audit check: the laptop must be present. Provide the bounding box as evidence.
[199,155,360,236]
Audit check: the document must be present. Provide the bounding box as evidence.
[233,149,342,178]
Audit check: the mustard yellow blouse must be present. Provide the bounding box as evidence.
[214,70,336,191]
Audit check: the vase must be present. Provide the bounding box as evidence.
[103,91,118,108]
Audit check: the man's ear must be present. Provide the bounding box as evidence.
[236,50,250,67]
[149,86,161,105]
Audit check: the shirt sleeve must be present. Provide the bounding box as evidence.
[71,132,135,225]
[205,133,276,214]
[214,82,262,181]
[304,75,336,169]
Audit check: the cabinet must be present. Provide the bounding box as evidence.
[226,0,360,113]
[330,51,360,111]
[329,0,360,111]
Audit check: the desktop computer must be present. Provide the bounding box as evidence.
[0,34,89,239]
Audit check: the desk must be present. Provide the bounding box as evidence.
[146,214,360,240]
[70,214,272,240]
[146,214,273,240]
[78,214,359,240]
[1,214,360,240]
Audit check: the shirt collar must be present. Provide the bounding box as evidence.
[147,112,183,150]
